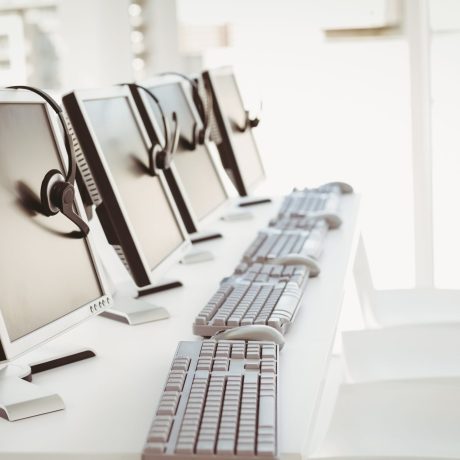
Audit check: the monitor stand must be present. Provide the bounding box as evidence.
[96,250,180,325]
[238,196,272,207]
[27,345,96,374]
[184,230,224,263]
[0,364,63,422]
[136,280,182,296]
[181,247,215,264]
[220,195,272,221]
[0,345,96,421]
[220,210,254,221]
[190,230,223,244]
[102,292,171,326]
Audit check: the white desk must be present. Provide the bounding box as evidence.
[0,195,360,459]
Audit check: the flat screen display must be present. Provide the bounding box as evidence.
[212,72,265,190]
[84,96,185,270]
[0,103,103,341]
[149,82,228,221]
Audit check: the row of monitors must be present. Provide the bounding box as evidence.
[0,67,265,363]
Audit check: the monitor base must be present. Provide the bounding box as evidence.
[28,346,96,375]
[137,280,183,297]
[103,294,170,325]
[0,364,64,422]
[190,230,223,244]
[181,248,215,264]
[0,344,97,422]
[238,196,272,207]
[221,210,254,221]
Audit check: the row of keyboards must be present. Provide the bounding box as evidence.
[143,183,352,460]
[193,183,349,336]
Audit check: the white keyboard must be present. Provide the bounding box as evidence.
[143,340,279,460]
[193,264,309,336]
[243,222,328,263]
[233,262,308,287]
[268,215,318,231]
[278,190,340,217]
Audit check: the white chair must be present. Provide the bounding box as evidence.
[342,324,460,382]
[311,378,460,459]
[353,235,460,327]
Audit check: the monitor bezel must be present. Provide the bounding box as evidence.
[0,90,111,364]
[139,75,233,228]
[63,86,191,288]
[202,66,266,196]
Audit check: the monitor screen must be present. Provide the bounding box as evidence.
[148,82,228,221]
[212,72,265,191]
[0,103,103,342]
[83,96,186,270]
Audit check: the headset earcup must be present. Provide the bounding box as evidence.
[40,169,64,216]
[156,150,169,170]
[192,122,205,147]
[148,144,162,174]
[198,127,206,145]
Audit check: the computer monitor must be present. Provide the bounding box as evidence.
[0,89,110,363]
[0,89,111,419]
[202,67,266,197]
[131,76,231,235]
[62,86,191,295]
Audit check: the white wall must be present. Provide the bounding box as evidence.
[180,0,415,288]
[143,0,182,74]
[58,0,133,90]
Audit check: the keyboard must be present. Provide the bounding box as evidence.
[268,215,319,231]
[278,190,340,217]
[242,222,328,264]
[193,263,309,336]
[233,262,308,287]
[142,340,279,460]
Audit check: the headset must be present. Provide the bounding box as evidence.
[159,71,213,150]
[7,85,89,236]
[125,83,179,172]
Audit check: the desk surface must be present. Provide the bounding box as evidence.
[0,195,360,460]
